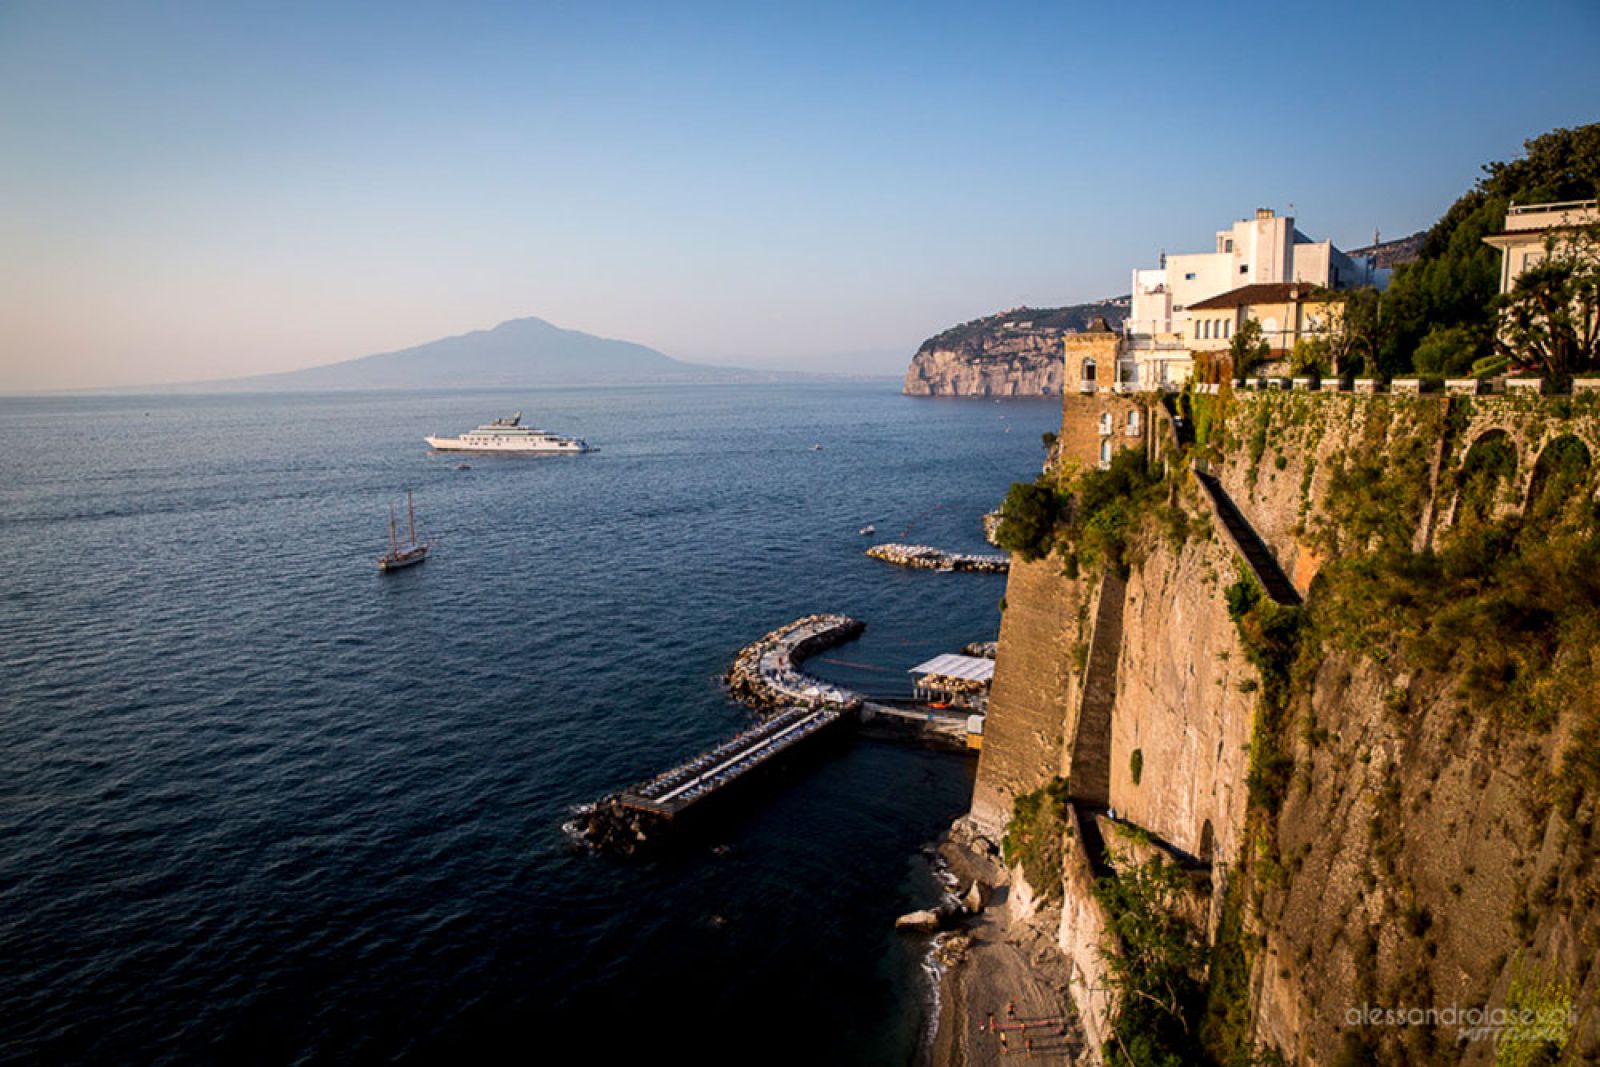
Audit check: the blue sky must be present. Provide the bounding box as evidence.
[1,0,1597,389]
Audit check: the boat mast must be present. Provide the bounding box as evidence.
[406,489,417,548]
[388,504,398,554]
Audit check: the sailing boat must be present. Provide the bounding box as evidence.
[379,489,430,572]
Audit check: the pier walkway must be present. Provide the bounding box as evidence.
[571,614,980,851]
[617,706,845,819]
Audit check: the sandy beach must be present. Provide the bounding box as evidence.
[927,820,1085,1066]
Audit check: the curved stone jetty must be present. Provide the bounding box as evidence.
[866,543,1009,574]
[569,614,867,852]
[724,613,867,712]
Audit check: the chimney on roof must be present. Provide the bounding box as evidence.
[1256,208,1275,220]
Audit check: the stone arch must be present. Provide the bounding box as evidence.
[1525,434,1594,523]
[1449,429,1519,529]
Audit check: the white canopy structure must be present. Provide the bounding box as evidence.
[908,654,995,684]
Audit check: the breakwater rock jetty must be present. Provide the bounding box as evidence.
[866,543,1009,574]
[724,613,866,712]
[571,615,867,852]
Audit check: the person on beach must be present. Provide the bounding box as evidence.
[1006,999,1016,1020]
[998,1030,1008,1053]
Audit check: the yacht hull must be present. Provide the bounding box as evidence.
[423,436,591,454]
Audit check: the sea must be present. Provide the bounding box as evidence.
[0,382,1060,1065]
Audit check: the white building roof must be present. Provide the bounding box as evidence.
[908,654,995,684]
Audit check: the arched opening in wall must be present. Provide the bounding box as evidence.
[1099,439,1112,470]
[1525,435,1594,527]
[1126,409,1141,436]
[1081,357,1097,384]
[1450,430,1518,529]
[1098,412,1113,436]
[1198,819,1214,864]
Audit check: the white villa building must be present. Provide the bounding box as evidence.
[1116,209,1386,390]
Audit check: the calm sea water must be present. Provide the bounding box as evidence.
[0,383,1059,1065]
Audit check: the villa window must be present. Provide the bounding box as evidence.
[1126,410,1141,436]
[1223,320,1232,339]
[1224,239,1234,252]
[1183,272,1196,281]
[1082,357,1097,383]
[1099,439,1112,469]
[1240,264,1249,274]
[1099,412,1113,436]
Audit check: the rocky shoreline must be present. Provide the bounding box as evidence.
[901,817,1085,1065]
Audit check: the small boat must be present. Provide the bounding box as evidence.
[858,524,876,536]
[811,443,823,451]
[379,489,430,572]
[454,463,471,471]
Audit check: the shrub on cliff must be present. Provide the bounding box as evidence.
[995,447,1164,571]
[1094,854,1208,1066]
[1225,568,1305,817]
[994,479,1065,561]
[1066,447,1165,576]
[1001,777,1071,901]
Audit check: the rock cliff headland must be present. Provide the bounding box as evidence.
[903,300,1129,396]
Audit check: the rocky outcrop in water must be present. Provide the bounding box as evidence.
[866,543,1009,573]
[902,299,1128,396]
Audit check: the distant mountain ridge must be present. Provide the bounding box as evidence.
[903,297,1130,396]
[203,316,755,391]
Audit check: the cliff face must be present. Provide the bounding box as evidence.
[972,556,1086,832]
[902,300,1128,397]
[903,343,1065,397]
[974,388,1600,1064]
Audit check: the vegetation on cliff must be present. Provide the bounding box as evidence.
[1001,777,1072,903]
[993,445,1169,575]
[1094,854,1210,1067]
[1212,390,1600,1063]
[915,300,1128,358]
[1377,123,1599,377]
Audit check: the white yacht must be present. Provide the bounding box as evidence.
[425,412,594,454]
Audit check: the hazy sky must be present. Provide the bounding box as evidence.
[2,0,1597,391]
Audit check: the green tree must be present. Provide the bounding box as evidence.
[1095,855,1209,1066]
[1413,324,1485,376]
[1381,123,1600,372]
[1228,318,1270,376]
[1497,227,1600,382]
[1289,336,1329,376]
[994,479,1064,561]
